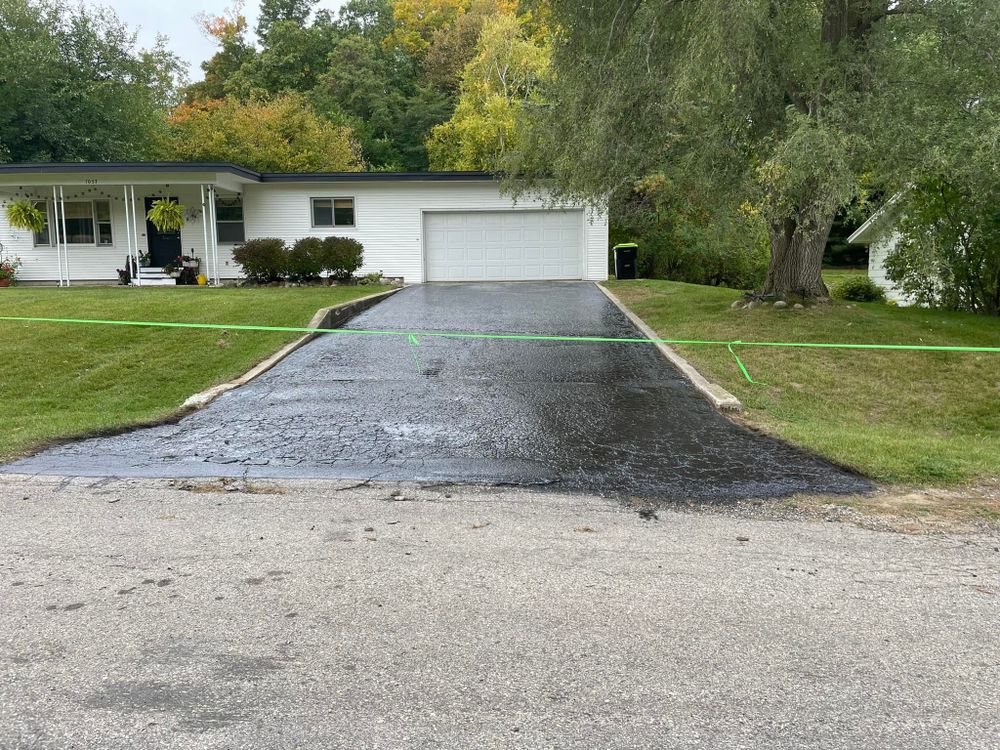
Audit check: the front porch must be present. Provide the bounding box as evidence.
[0,165,253,286]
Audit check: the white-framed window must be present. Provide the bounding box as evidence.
[33,199,112,246]
[311,197,355,228]
[32,201,50,246]
[215,195,245,244]
[95,200,112,245]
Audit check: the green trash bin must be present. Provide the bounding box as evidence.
[613,243,638,280]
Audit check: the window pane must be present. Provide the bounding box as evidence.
[63,202,94,244]
[216,197,243,222]
[95,201,112,245]
[33,201,50,246]
[312,199,333,226]
[217,222,245,244]
[216,205,243,222]
[334,198,354,226]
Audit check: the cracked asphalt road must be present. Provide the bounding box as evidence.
[1,477,998,749]
[4,282,870,500]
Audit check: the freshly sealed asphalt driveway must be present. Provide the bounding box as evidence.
[5,282,869,500]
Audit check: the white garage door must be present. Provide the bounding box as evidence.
[424,210,583,281]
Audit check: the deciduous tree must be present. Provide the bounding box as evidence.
[427,13,548,170]
[159,94,362,173]
[0,0,184,162]
[512,0,979,301]
[186,1,257,102]
[384,0,470,56]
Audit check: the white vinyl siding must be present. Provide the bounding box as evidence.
[424,210,583,281]
[242,181,608,284]
[867,232,912,305]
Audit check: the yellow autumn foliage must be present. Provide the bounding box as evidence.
[160,95,363,173]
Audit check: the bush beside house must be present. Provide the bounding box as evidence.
[233,237,365,284]
[831,275,887,303]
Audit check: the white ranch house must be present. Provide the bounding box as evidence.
[0,163,609,286]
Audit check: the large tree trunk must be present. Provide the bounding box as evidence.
[762,210,836,300]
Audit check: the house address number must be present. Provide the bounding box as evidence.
[85,179,99,185]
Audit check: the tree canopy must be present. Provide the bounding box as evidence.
[428,13,549,170]
[0,0,184,163]
[510,0,1000,300]
[158,94,362,172]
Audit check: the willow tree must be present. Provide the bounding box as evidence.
[511,0,950,300]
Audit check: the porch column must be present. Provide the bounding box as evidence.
[51,186,64,287]
[208,184,221,285]
[201,185,211,283]
[122,185,134,284]
[58,186,70,287]
[130,185,142,287]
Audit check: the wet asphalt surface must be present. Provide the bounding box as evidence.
[5,282,871,500]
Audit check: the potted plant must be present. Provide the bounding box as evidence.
[139,252,152,268]
[0,256,23,287]
[178,254,199,269]
[163,263,181,279]
[145,199,186,233]
[5,199,45,233]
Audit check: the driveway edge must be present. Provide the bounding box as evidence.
[181,287,403,411]
[596,283,743,412]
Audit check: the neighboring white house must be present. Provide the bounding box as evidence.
[847,197,911,304]
[0,163,609,286]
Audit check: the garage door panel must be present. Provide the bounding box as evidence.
[425,211,582,282]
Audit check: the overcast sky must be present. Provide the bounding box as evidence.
[86,1,346,80]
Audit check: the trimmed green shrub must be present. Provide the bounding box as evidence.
[232,238,287,283]
[321,237,364,281]
[287,237,325,282]
[831,275,887,303]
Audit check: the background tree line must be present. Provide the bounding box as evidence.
[1,0,997,312]
[0,0,549,173]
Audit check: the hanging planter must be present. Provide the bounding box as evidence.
[6,199,46,233]
[145,198,186,233]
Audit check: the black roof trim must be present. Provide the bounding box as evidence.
[259,171,496,182]
[0,162,262,180]
[0,162,498,183]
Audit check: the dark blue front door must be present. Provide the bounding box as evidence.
[145,196,182,267]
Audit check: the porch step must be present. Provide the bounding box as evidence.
[137,267,176,286]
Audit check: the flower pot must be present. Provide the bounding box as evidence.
[182,261,199,269]
[0,278,10,288]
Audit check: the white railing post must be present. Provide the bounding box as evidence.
[201,184,210,284]
[51,187,62,287]
[122,185,133,284]
[130,185,142,287]
[58,186,70,287]
[208,185,221,285]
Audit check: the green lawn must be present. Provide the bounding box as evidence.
[0,286,389,460]
[822,268,866,289]
[605,279,1000,485]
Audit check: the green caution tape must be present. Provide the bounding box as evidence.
[727,342,761,384]
[1,315,997,384]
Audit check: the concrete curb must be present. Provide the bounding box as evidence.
[596,283,743,412]
[181,287,403,411]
